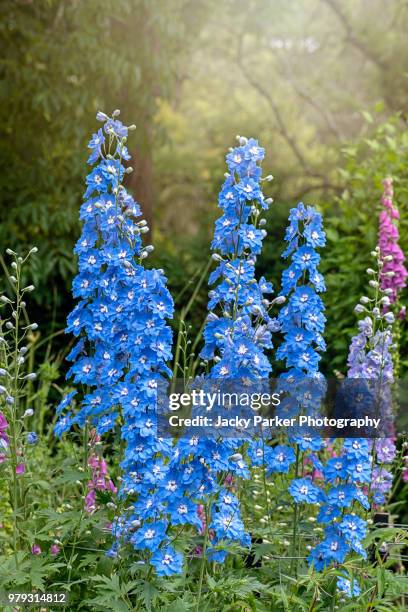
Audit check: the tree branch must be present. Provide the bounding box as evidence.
[276,54,343,141]
[322,0,387,71]
[236,36,324,179]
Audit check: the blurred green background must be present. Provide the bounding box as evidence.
[0,0,407,375]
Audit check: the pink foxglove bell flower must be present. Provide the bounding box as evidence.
[84,430,116,513]
[378,177,407,304]
[16,463,25,474]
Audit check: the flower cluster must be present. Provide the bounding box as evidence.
[378,177,407,307]
[204,138,277,559]
[277,203,326,375]
[169,137,276,562]
[276,203,326,483]
[56,111,179,574]
[201,137,275,378]
[308,437,370,570]
[310,248,397,574]
[85,430,117,513]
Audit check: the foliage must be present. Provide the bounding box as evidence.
[321,117,408,374]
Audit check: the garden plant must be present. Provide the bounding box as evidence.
[0,109,408,612]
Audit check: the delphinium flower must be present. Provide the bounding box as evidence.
[276,203,327,567]
[276,204,326,481]
[55,111,178,574]
[309,248,395,572]
[170,137,276,562]
[337,573,361,599]
[84,430,117,513]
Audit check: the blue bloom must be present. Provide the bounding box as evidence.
[317,504,341,524]
[268,444,296,473]
[324,457,347,482]
[56,111,183,573]
[27,432,38,445]
[170,136,276,561]
[56,391,77,416]
[327,485,356,508]
[87,128,105,164]
[308,527,349,570]
[288,478,321,504]
[292,246,320,271]
[337,574,361,599]
[130,521,168,551]
[338,514,367,543]
[151,546,183,576]
[54,414,73,438]
[346,458,372,484]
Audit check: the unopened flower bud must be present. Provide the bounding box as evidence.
[273,296,286,305]
[24,373,37,381]
[96,111,109,121]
